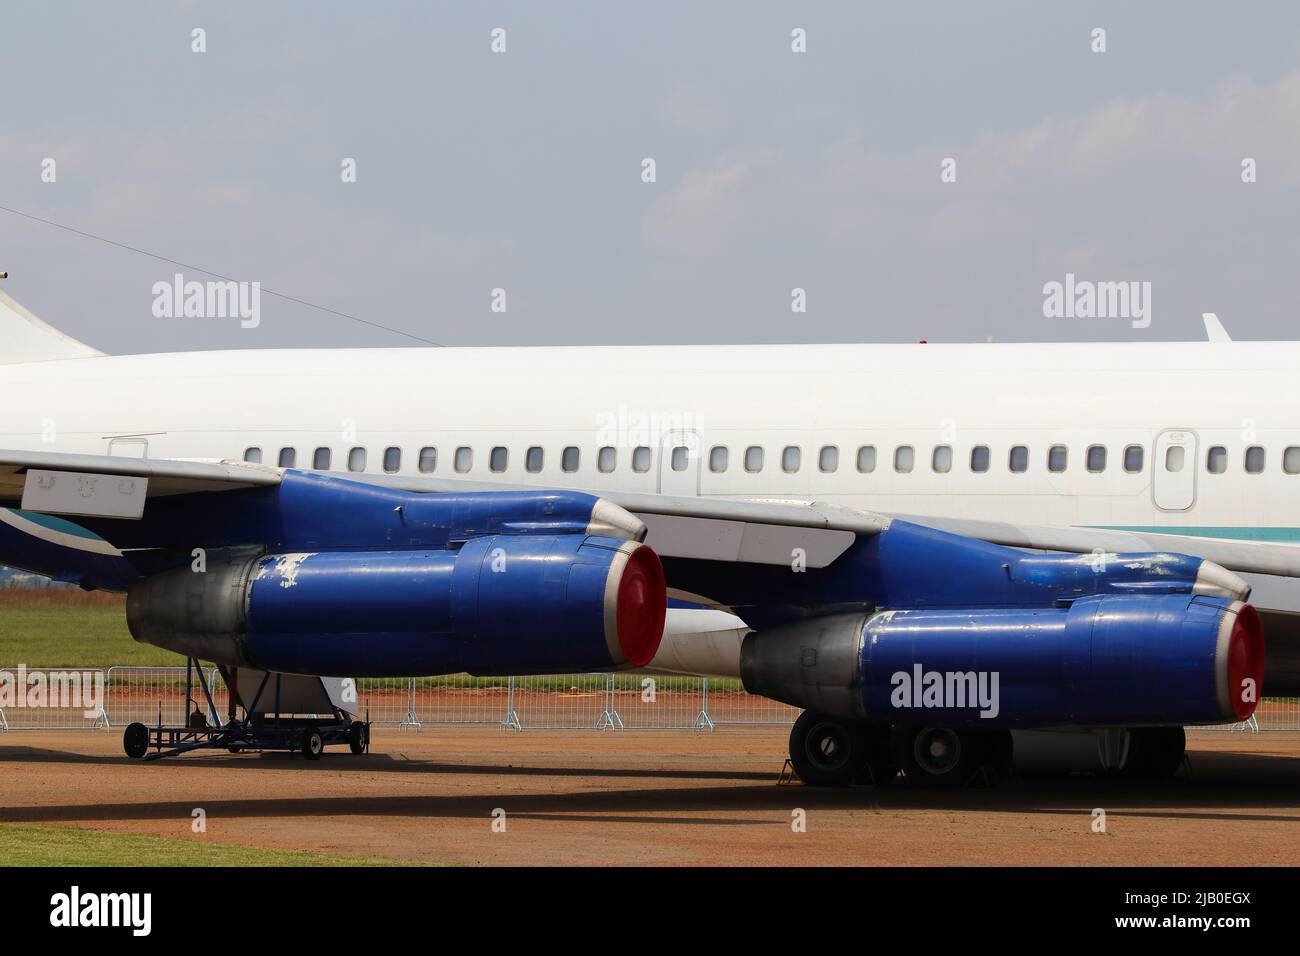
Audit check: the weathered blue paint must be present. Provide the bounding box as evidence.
[0,472,618,591]
[80,471,613,554]
[662,518,1213,628]
[859,594,1235,727]
[243,534,631,677]
[1,473,1248,731]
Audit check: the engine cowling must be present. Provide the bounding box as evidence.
[741,594,1264,727]
[127,534,666,677]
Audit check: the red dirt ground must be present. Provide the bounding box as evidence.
[2,728,1298,866]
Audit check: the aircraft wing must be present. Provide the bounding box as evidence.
[890,513,1300,579]
[0,448,1293,698]
[2,449,1300,576]
[0,450,882,569]
[368,475,886,568]
[364,473,1300,579]
[0,450,280,501]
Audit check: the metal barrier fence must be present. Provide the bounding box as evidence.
[0,666,109,730]
[0,664,1297,732]
[354,673,801,731]
[1190,697,1300,733]
[105,665,227,729]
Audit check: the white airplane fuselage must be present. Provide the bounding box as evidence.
[1,340,1299,545]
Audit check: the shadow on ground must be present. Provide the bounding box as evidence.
[2,745,1298,829]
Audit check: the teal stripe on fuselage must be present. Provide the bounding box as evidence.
[8,509,107,542]
[1093,526,1300,543]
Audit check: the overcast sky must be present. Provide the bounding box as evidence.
[1,1,1297,352]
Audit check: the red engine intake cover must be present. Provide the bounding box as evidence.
[613,544,667,668]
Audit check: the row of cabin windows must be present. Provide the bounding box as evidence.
[243,444,656,475]
[242,442,1300,477]
[850,443,1140,475]
[1201,444,1300,474]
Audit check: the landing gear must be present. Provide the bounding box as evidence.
[789,712,864,787]
[787,713,1011,788]
[788,712,898,787]
[894,726,973,789]
[892,726,1014,789]
[1122,726,1185,779]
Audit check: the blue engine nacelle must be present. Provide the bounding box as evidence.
[126,534,667,677]
[741,594,1264,728]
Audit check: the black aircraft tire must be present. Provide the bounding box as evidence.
[789,711,865,787]
[894,725,979,790]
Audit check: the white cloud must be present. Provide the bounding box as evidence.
[658,87,730,134]
[643,159,750,257]
[722,67,1300,257]
[846,69,1300,200]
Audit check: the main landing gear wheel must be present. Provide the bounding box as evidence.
[123,722,150,759]
[894,726,981,789]
[300,727,324,760]
[1122,726,1186,779]
[348,720,368,755]
[788,711,865,787]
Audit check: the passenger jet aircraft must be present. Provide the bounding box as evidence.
[0,288,1292,786]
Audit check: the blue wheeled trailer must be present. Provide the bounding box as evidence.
[122,658,371,761]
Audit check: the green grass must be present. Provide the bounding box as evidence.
[0,823,419,867]
[0,600,176,667]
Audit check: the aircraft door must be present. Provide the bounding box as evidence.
[1152,429,1196,511]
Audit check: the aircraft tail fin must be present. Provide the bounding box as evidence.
[0,289,103,364]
